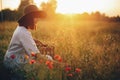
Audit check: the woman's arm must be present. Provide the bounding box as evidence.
[19,32,40,56]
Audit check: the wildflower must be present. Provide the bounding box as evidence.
[45,60,51,65]
[25,55,29,59]
[29,60,36,64]
[10,54,16,59]
[67,73,73,77]
[58,58,62,62]
[48,63,53,69]
[45,60,53,65]
[65,66,71,72]
[54,54,62,62]
[54,54,60,59]
[31,52,36,57]
[75,68,81,73]
[45,60,54,69]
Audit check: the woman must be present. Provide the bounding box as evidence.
[3,5,52,80]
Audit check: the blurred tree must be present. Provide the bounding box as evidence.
[41,0,57,19]
[0,9,18,21]
[17,0,34,20]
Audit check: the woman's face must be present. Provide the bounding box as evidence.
[28,18,40,30]
[34,18,40,24]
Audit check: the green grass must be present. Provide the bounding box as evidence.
[0,21,120,80]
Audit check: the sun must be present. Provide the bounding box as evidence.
[56,0,115,14]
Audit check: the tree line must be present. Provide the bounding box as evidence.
[0,0,120,22]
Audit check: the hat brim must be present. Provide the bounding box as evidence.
[18,11,46,22]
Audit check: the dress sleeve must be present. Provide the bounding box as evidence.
[19,31,40,56]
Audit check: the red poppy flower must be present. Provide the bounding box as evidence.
[67,73,73,77]
[54,54,62,62]
[58,57,62,62]
[10,54,16,59]
[45,60,51,65]
[29,60,36,64]
[75,68,81,73]
[31,52,36,57]
[54,54,60,59]
[45,60,54,69]
[65,66,71,72]
[46,60,53,65]
[48,63,53,69]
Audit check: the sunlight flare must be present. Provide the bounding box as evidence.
[56,0,115,14]
[2,0,20,10]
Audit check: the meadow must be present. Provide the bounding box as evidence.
[0,20,120,80]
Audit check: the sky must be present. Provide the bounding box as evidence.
[0,0,120,17]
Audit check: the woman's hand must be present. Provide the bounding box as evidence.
[46,55,53,61]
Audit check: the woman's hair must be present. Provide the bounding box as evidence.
[17,14,35,29]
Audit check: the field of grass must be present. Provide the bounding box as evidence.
[0,21,120,80]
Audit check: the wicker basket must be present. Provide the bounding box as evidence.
[34,39,55,57]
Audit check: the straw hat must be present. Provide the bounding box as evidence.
[18,5,46,22]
